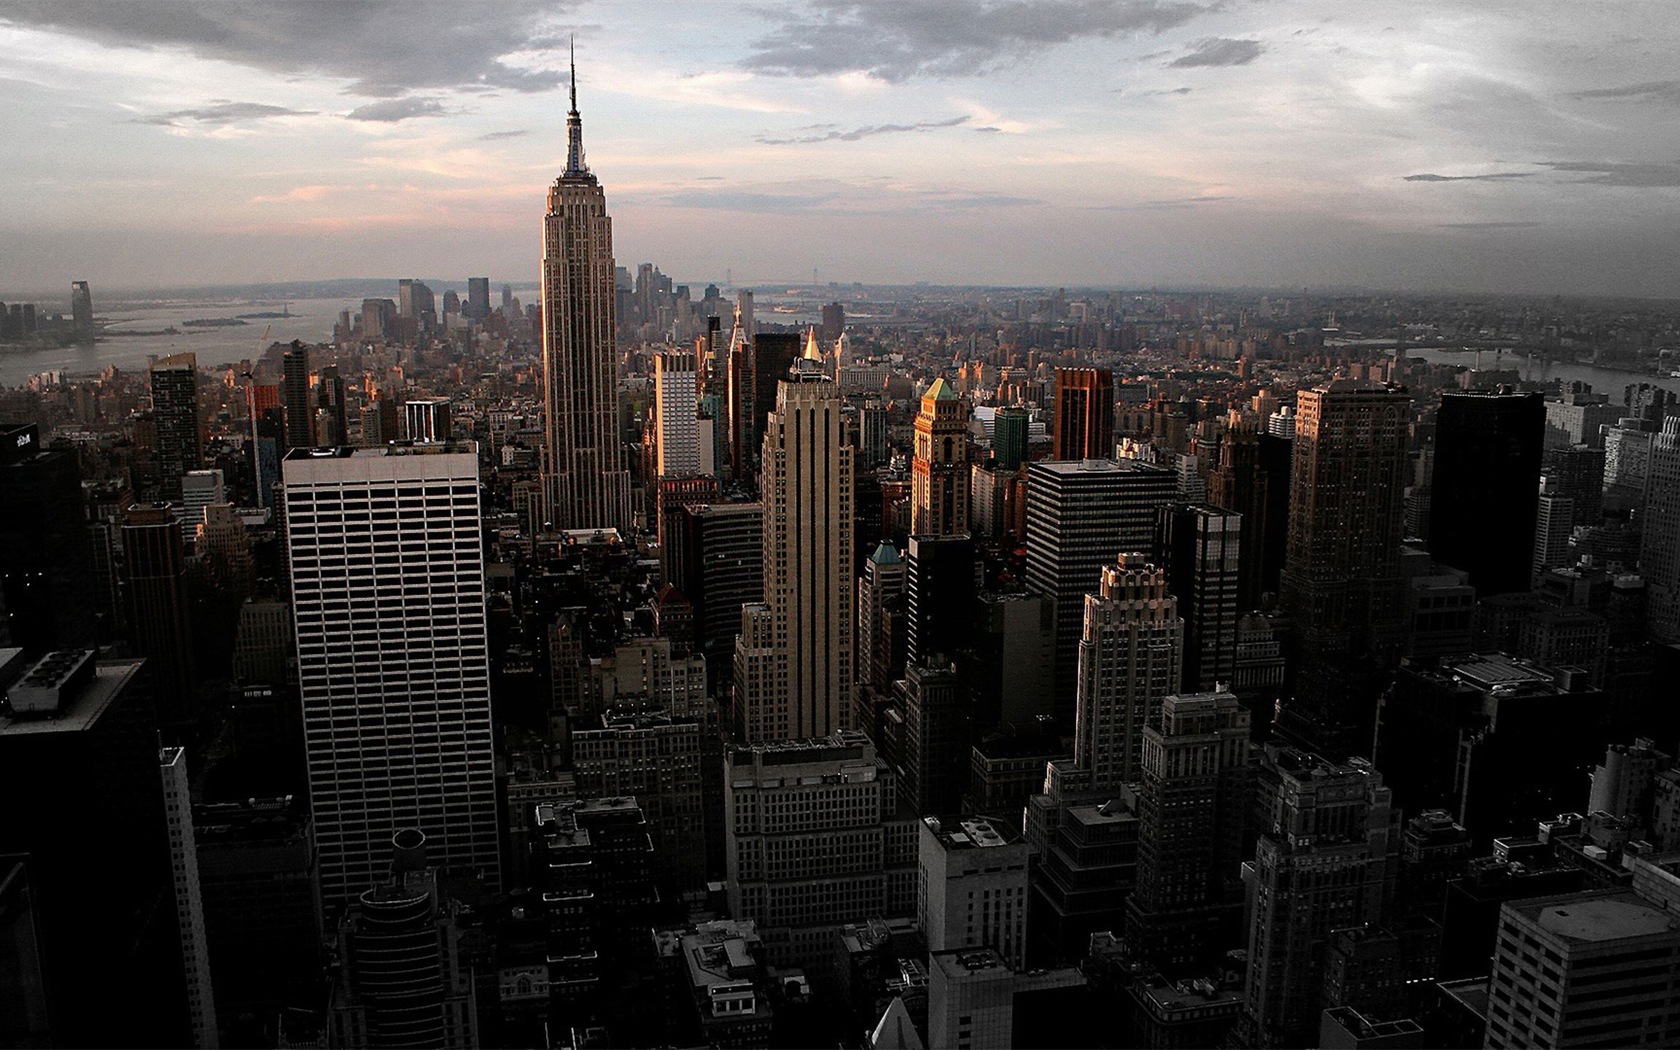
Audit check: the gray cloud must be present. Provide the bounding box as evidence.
[918,191,1042,208]
[1573,80,1680,105]
[0,1,572,97]
[1540,160,1680,187]
[1168,37,1263,68]
[478,129,532,140]
[742,0,1210,81]
[758,115,969,144]
[1436,222,1541,229]
[1403,172,1534,182]
[347,97,447,122]
[135,101,316,126]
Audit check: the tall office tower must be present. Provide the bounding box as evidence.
[731,331,801,490]
[857,540,907,695]
[0,654,191,1047]
[360,396,399,447]
[821,300,845,341]
[1643,416,1680,643]
[328,831,479,1048]
[905,534,977,667]
[1124,691,1251,970]
[1160,505,1242,692]
[992,406,1029,471]
[0,423,97,653]
[1279,380,1410,756]
[724,732,916,972]
[1543,442,1605,527]
[150,353,201,500]
[1207,424,1290,609]
[1241,746,1396,1049]
[918,816,1029,969]
[466,276,491,320]
[70,279,93,339]
[160,746,218,1049]
[314,364,349,446]
[247,383,283,507]
[669,501,762,694]
[1533,484,1576,577]
[1428,390,1544,595]
[1052,367,1114,461]
[282,444,498,915]
[182,468,224,543]
[858,399,890,469]
[1483,889,1680,1049]
[912,378,970,536]
[654,350,700,476]
[404,398,453,443]
[1603,415,1658,514]
[572,708,706,893]
[281,343,313,450]
[123,503,196,730]
[1544,387,1621,448]
[896,660,969,815]
[539,64,632,534]
[1073,554,1183,791]
[1024,458,1176,716]
[733,364,854,744]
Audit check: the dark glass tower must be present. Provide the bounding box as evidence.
[1428,390,1544,595]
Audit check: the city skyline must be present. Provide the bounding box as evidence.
[3,2,1680,297]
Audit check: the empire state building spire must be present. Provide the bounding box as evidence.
[564,39,589,178]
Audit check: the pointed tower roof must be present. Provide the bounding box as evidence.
[868,540,901,565]
[803,326,823,361]
[563,39,590,178]
[869,997,926,1050]
[923,377,957,402]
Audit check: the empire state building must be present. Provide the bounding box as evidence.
[540,56,632,533]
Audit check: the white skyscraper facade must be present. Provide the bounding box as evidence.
[282,444,499,914]
[654,350,700,477]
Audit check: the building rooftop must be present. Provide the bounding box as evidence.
[0,658,142,737]
[924,816,1020,850]
[931,949,1011,981]
[282,441,477,460]
[1524,892,1678,943]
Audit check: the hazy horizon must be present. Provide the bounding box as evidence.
[5,1,1679,297]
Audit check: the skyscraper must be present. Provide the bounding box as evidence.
[160,746,218,1049]
[540,59,632,533]
[1024,458,1176,715]
[733,361,854,744]
[1278,379,1410,756]
[1073,554,1183,792]
[404,398,453,444]
[653,350,700,477]
[282,444,499,915]
[150,353,201,500]
[992,406,1029,472]
[1241,747,1396,1048]
[281,343,313,451]
[1125,690,1251,969]
[1642,416,1680,643]
[1160,504,1242,692]
[911,378,970,536]
[1052,367,1114,461]
[0,423,97,653]
[669,501,763,694]
[70,279,93,340]
[466,276,491,320]
[123,503,196,731]
[1428,390,1544,595]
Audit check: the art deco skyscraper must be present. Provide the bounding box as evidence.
[733,360,854,743]
[540,56,631,533]
[1073,554,1183,792]
[911,378,969,536]
[282,444,499,916]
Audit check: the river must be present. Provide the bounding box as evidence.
[0,296,354,386]
[1399,347,1680,398]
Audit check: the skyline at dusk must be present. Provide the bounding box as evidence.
[4,1,1680,297]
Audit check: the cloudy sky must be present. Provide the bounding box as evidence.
[2,0,1678,296]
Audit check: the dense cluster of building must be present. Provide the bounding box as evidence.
[5,70,1680,1050]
